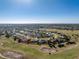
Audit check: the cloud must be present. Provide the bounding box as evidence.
[0,18,79,24]
[0,18,62,24]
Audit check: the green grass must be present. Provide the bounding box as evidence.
[44,47,79,59]
[0,57,5,59]
[0,29,79,59]
[0,38,79,59]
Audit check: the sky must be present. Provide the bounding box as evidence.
[0,0,79,24]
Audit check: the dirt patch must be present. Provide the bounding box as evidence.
[40,44,78,54]
[1,51,29,59]
[74,56,79,59]
[40,46,56,53]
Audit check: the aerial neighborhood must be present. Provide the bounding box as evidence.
[0,24,78,59]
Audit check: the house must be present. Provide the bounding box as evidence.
[18,37,31,44]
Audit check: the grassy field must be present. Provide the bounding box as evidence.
[0,29,79,59]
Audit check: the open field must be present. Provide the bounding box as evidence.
[0,29,79,59]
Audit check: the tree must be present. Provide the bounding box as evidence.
[5,31,10,38]
[48,40,57,49]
